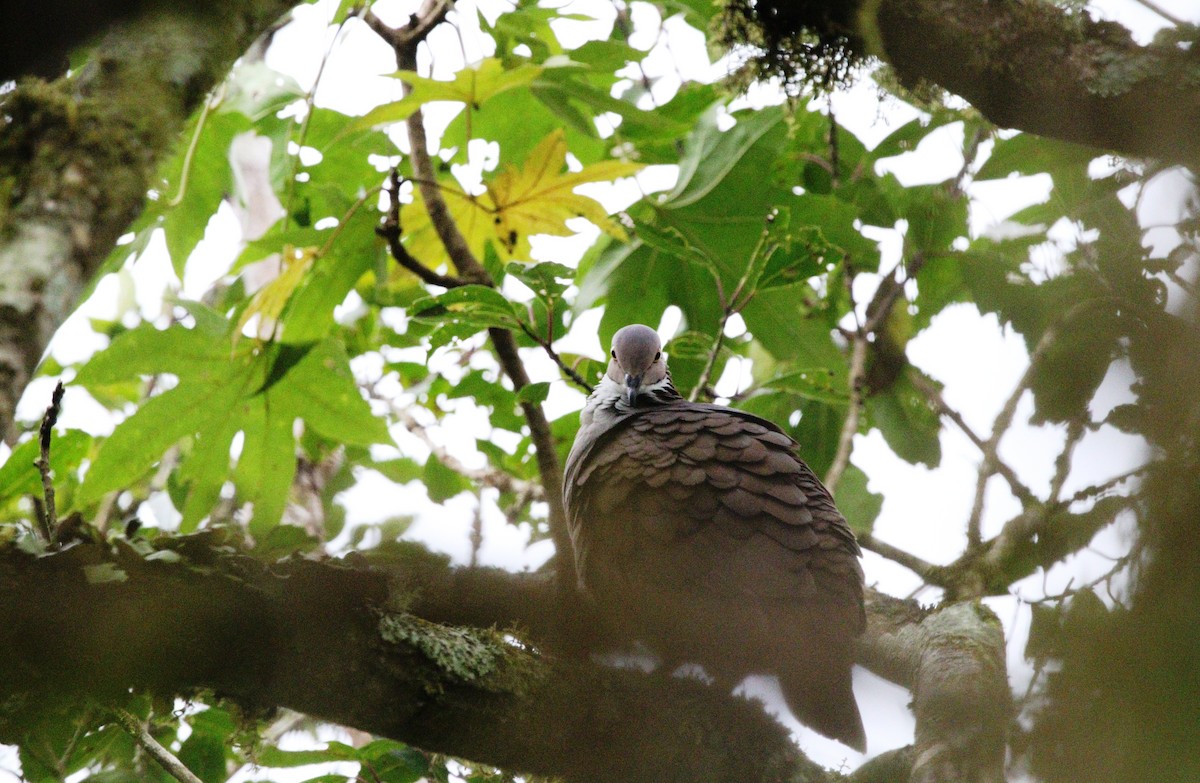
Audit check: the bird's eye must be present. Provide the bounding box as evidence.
[611,349,617,358]
[654,352,661,361]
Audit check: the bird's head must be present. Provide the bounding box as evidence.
[606,324,668,407]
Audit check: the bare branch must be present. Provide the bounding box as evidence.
[112,709,204,783]
[517,321,593,393]
[824,332,868,492]
[32,381,64,545]
[377,169,467,289]
[859,531,948,587]
[908,369,1037,508]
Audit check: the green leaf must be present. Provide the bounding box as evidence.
[411,285,523,331]
[902,185,968,255]
[670,106,785,207]
[869,114,956,161]
[351,59,544,131]
[177,730,228,783]
[423,455,471,503]
[866,370,942,467]
[237,393,298,536]
[373,457,424,484]
[160,110,255,275]
[0,430,92,508]
[80,376,249,503]
[763,368,846,404]
[256,744,359,768]
[631,217,721,279]
[75,323,240,387]
[505,261,573,300]
[975,133,1097,180]
[267,339,393,447]
[833,464,882,535]
[515,381,551,404]
[359,741,429,783]
[83,563,129,584]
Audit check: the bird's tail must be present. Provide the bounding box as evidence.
[779,665,866,752]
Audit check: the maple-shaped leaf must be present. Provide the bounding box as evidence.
[488,128,641,250]
[401,129,641,266]
[351,58,544,132]
[74,315,392,534]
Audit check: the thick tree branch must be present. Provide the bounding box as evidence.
[861,0,1200,163]
[0,535,1011,783]
[0,0,295,442]
[857,591,1009,783]
[0,539,829,783]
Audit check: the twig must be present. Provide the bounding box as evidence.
[824,333,867,493]
[1128,0,1188,27]
[1068,466,1145,503]
[469,495,483,568]
[950,126,985,197]
[377,168,466,289]
[32,381,64,544]
[965,298,1113,547]
[518,321,592,393]
[690,314,729,403]
[112,709,204,783]
[370,385,543,500]
[1048,420,1086,504]
[689,218,774,402]
[858,531,948,586]
[828,109,840,188]
[908,369,1037,506]
[861,260,913,335]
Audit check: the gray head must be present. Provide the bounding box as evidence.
[607,324,668,406]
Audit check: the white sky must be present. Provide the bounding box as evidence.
[3,0,1197,777]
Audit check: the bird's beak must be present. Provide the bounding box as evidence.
[623,374,641,406]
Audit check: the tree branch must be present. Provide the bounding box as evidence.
[1,536,1013,783]
[32,381,64,544]
[517,321,593,393]
[0,539,831,783]
[862,0,1200,163]
[857,591,1009,783]
[825,330,868,493]
[112,709,204,783]
[367,4,576,596]
[377,168,467,290]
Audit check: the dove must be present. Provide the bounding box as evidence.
[564,324,866,750]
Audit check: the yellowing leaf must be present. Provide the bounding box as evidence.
[400,186,502,270]
[235,246,317,341]
[399,130,641,267]
[350,59,543,131]
[487,129,641,255]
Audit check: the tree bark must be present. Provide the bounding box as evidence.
[0,535,1009,783]
[867,0,1200,164]
[0,0,294,442]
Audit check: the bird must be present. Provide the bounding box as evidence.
[563,323,866,750]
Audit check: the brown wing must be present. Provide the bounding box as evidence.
[565,402,866,748]
[569,403,863,625]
